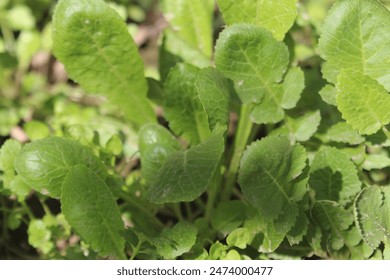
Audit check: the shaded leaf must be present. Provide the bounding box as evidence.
[61,165,125,258]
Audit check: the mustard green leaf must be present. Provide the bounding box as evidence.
[215,24,289,105]
[138,124,182,184]
[147,126,225,204]
[156,221,197,259]
[336,70,390,135]
[226,228,250,249]
[217,0,298,40]
[164,63,211,144]
[14,137,107,198]
[52,0,155,126]
[238,135,306,221]
[309,146,361,205]
[195,67,230,130]
[318,0,390,90]
[354,186,390,250]
[162,0,213,59]
[61,165,125,258]
[323,122,365,145]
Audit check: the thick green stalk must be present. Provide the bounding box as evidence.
[222,104,254,200]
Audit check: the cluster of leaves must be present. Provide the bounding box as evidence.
[1,0,390,260]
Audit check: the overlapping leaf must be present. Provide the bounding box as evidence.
[146,126,226,203]
[319,0,390,91]
[238,135,307,222]
[14,137,107,198]
[309,146,361,205]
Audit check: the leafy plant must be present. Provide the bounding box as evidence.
[1,0,390,260]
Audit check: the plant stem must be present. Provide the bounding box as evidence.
[0,21,16,54]
[117,189,164,229]
[222,104,254,200]
[205,162,223,221]
[382,126,390,140]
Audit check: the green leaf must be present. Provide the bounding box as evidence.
[309,146,361,205]
[323,122,365,145]
[211,200,246,236]
[226,228,250,249]
[14,137,107,198]
[215,24,289,105]
[318,0,390,91]
[287,211,309,245]
[61,165,125,258]
[156,221,197,259]
[238,135,307,221]
[52,0,155,126]
[336,70,390,135]
[24,121,50,141]
[319,84,337,106]
[195,67,230,130]
[28,220,54,254]
[0,139,21,174]
[311,201,354,251]
[217,0,298,40]
[354,186,390,249]
[164,64,211,144]
[146,126,225,203]
[6,5,35,31]
[363,154,390,170]
[139,124,182,184]
[281,67,305,109]
[162,0,213,58]
[271,111,321,142]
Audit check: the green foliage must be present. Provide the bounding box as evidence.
[1,0,390,261]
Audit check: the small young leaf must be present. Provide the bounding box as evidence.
[238,135,306,221]
[28,220,54,254]
[217,0,298,41]
[156,221,197,259]
[336,70,390,135]
[23,121,50,141]
[139,124,182,184]
[215,24,289,105]
[318,0,390,90]
[211,200,246,236]
[271,111,321,143]
[147,126,225,203]
[195,67,230,130]
[52,0,155,126]
[319,84,337,106]
[309,146,361,205]
[226,228,250,249]
[61,165,125,258]
[164,64,211,144]
[14,137,107,198]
